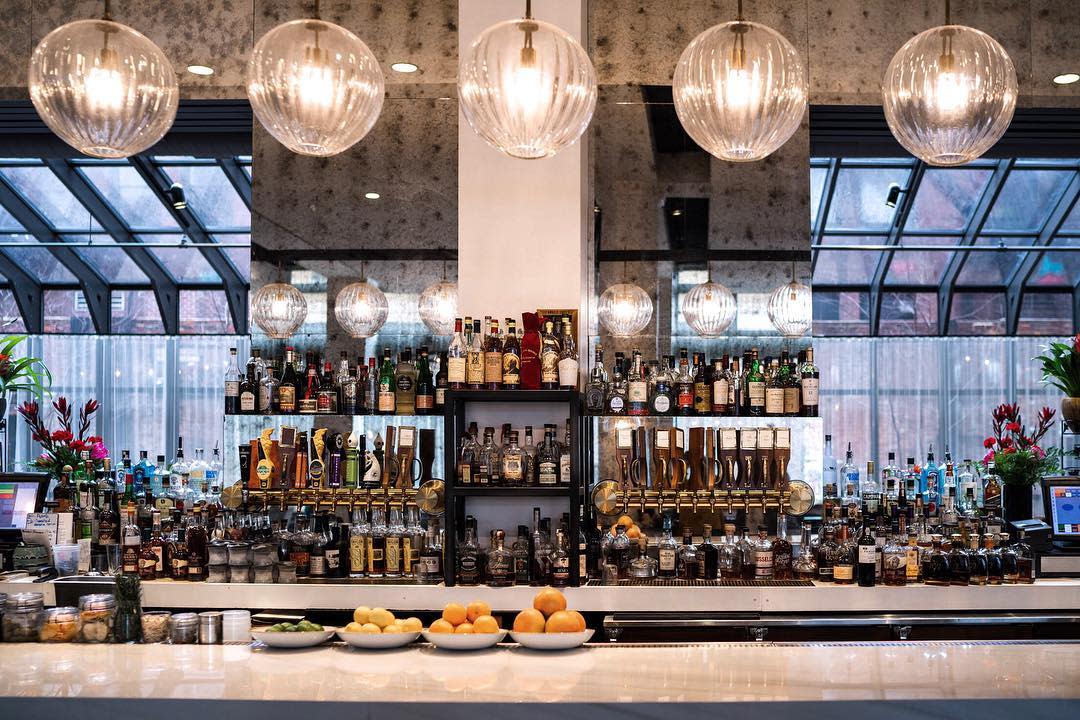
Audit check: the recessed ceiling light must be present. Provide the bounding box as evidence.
[390,62,419,73]
[1053,73,1080,85]
[364,192,380,200]
[671,209,683,216]
[187,65,214,76]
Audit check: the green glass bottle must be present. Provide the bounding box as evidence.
[746,350,766,417]
[377,348,396,415]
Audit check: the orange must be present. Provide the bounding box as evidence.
[625,525,641,539]
[513,608,546,633]
[568,610,587,632]
[442,602,468,626]
[545,610,580,633]
[533,587,567,618]
[466,600,492,623]
[616,515,634,529]
[428,618,454,634]
[454,622,474,634]
[472,615,500,634]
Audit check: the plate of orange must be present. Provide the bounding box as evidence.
[508,589,593,649]
[509,628,594,650]
[422,628,508,650]
[422,601,507,650]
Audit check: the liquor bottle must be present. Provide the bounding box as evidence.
[418,522,442,583]
[840,443,859,510]
[559,420,572,485]
[457,516,481,585]
[861,461,881,515]
[394,348,417,415]
[832,522,854,585]
[376,348,395,414]
[415,348,434,415]
[224,347,241,414]
[857,508,877,587]
[500,431,525,486]
[718,524,741,578]
[384,506,405,578]
[316,359,337,414]
[679,528,701,579]
[922,534,951,586]
[238,361,257,414]
[309,514,328,578]
[800,347,819,416]
[816,524,838,582]
[485,528,513,587]
[584,345,608,413]
[781,358,800,417]
[881,523,907,586]
[185,505,209,581]
[629,537,658,578]
[772,515,793,580]
[738,527,757,580]
[501,320,521,388]
[1013,530,1035,584]
[700,524,719,579]
[478,427,500,485]
[626,351,648,416]
[466,318,485,390]
[338,352,358,415]
[364,358,378,413]
[983,462,1003,533]
[657,516,678,578]
[649,356,674,416]
[277,347,298,413]
[745,351,765,416]
[921,444,940,517]
[792,523,817,580]
[725,358,741,416]
[349,507,368,578]
[484,319,503,390]
[448,318,467,390]
[434,350,449,410]
[556,318,579,390]
[693,354,711,415]
[711,358,729,415]
[905,531,921,584]
[120,504,140,575]
[983,534,1003,585]
[367,506,387,578]
[512,525,531,585]
[97,489,119,550]
[539,319,561,390]
[606,353,628,415]
[260,365,277,414]
[764,358,785,417]
[967,531,988,586]
[537,427,559,485]
[675,349,695,416]
[749,525,772,580]
[550,527,570,587]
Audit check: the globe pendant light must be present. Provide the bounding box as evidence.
[418,281,458,335]
[458,0,597,159]
[28,1,178,159]
[335,280,388,338]
[682,280,736,338]
[672,0,806,162]
[767,263,812,338]
[598,283,653,338]
[883,0,1017,166]
[247,2,384,156]
[252,282,308,339]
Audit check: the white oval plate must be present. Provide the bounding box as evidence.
[421,628,508,650]
[251,628,335,648]
[337,629,421,649]
[509,629,594,650]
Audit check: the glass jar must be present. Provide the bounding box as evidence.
[276,561,297,584]
[169,612,199,644]
[113,603,142,644]
[79,594,116,643]
[208,540,230,566]
[228,542,252,566]
[40,606,81,642]
[251,543,275,567]
[141,610,171,643]
[3,592,45,642]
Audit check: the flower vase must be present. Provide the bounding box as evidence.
[1063,397,1080,434]
[1002,483,1034,526]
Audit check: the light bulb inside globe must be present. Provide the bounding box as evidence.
[932,66,970,118]
[298,42,334,108]
[85,64,124,112]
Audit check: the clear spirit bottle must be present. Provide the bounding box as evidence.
[557,318,579,391]
[457,517,480,585]
[657,516,678,578]
[500,431,525,487]
[628,537,657,578]
[606,353,628,415]
[487,529,514,587]
[752,525,774,580]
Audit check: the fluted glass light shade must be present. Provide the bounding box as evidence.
[252,282,308,339]
[598,283,653,337]
[418,281,458,335]
[883,24,1016,166]
[335,281,388,338]
[673,19,805,162]
[767,279,812,338]
[459,11,597,159]
[247,18,384,156]
[682,281,737,337]
[28,19,178,158]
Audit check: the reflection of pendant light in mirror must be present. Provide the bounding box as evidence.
[418,280,458,335]
[458,0,597,158]
[247,1,384,156]
[767,263,812,338]
[682,280,736,338]
[672,0,805,162]
[335,278,388,339]
[598,283,653,337]
[28,1,178,158]
[883,0,1016,166]
[252,282,308,339]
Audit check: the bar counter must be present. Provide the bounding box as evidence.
[1,639,1078,719]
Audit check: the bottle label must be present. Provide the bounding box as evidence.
[350,536,366,572]
[560,453,571,483]
[694,382,710,412]
[858,545,877,564]
[539,461,557,485]
[609,395,625,412]
[187,564,203,579]
[152,547,164,572]
[98,520,116,546]
[677,387,694,409]
[416,393,433,410]
[378,390,395,412]
[659,548,676,571]
[395,375,414,393]
[277,386,296,411]
[458,463,472,484]
[435,387,446,406]
[833,564,853,580]
[801,378,819,405]
[652,394,671,413]
[240,393,255,412]
[309,555,326,576]
[367,545,384,571]
[484,352,503,384]
[225,380,239,397]
[502,352,520,385]
[748,381,765,407]
[712,379,728,407]
[447,357,467,384]
[326,548,340,571]
[466,352,484,384]
[402,538,413,574]
[906,549,919,579]
[755,552,774,577]
[259,384,272,411]
[122,548,139,573]
[557,358,579,388]
[422,555,441,575]
[628,381,647,403]
[541,350,559,384]
[783,387,800,415]
[385,538,401,572]
[503,457,523,480]
[765,388,784,415]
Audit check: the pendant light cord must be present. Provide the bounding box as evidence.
[525,0,533,20]
[103,0,112,21]
[737,0,744,21]
[944,0,951,24]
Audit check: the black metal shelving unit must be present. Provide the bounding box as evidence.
[442,389,583,587]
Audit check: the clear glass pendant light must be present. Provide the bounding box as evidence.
[28,2,178,159]
[252,282,308,339]
[418,281,458,335]
[672,0,805,162]
[598,283,653,337]
[883,1,1017,166]
[458,0,597,159]
[334,281,388,338]
[247,2,384,156]
[682,280,736,337]
[767,263,812,338]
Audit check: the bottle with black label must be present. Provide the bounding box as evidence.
[457,516,480,585]
[418,523,442,583]
[513,525,531,585]
[309,514,328,578]
[238,363,256,414]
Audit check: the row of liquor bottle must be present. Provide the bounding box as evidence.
[456,421,574,487]
[822,437,1004,524]
[584,347,819,417]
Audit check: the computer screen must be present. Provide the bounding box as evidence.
[0,481,42,530]
[1048,485,1080,537]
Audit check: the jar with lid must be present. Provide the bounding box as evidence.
[169,612,199,644]
[79,593,116,643]
[141,610,171,643]
[40,606,81,642]
[3,592,45,642]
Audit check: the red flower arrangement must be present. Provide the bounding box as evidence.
[982,402,1058,486]
[17,396,107,475]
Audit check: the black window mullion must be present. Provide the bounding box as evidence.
[216,156,252,210]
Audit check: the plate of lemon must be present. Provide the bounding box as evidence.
[421,600,507,650]
[337,607,422,649]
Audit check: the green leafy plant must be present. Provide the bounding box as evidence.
[0,335,51,397]
[1035,334,1080,397]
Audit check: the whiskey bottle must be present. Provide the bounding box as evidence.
[1013,530,1035,584]
[792,523,817,580]
[753,525,774,580]
[856,510,877,587]
[739,527,757,580]
[224,347,241,414]
[983,534,1003,585]
[478,427,500,485]
[309,514,328,578]
[674,349,695,416]
[772,515,793,580]
[484,318,503,390]
[338,352,358,415]
[628,536,657,578]
[699,525,719,579]
[466,318,485,389]
[657,516,678,578]
[679,528,701,579]
[457,517,480,585]
[512,525,531,585]
[415,348,434,415]
[277,347,299,414]
[800,347,819,417]
[434,350,449,410]
[967,531,988,586]
[725,358,741,416]
[764,358,785,417]
[349,507,368,578]
[487,529,514,587]
[501,320,521,388]
[606,353,628,415]
[367,506,387,578]
[559,420,572,485]
[500,431,525,486]
[377,348,395,414]
[317,359,338,413]
[718,524,742,579]
[649,356,674,416]
[384,506,405,578]
[782,357,801,417]
[693,353,711,415]
[550,528,571,587]
[447,318,467,390]
[392,349,416,415]
[238,363,257,414]
[537,427,559,486]
[922,534,951,586]
[627,351,648,416]
[816,524,838,582]
[539,319,561,390]
[185,505,209,581]
[557,317,579,390]
[746,351,765,416]
[584,345,608,414]
[418,523,442,583]
[882,525,907,586]
[832,522,854,585]
[711,358,729,415]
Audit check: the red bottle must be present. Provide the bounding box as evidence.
[519,312,542,390]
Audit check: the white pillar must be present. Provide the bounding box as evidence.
[456,0,590,322]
